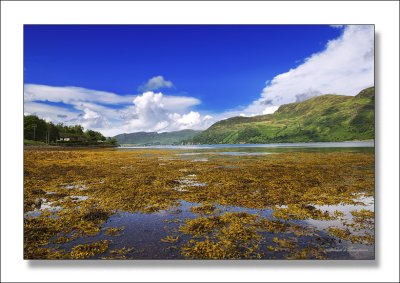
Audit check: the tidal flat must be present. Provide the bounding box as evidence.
[24,145,374,259]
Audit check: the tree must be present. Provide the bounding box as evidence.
[86,130,106,141]
[24,115,113,146]
[24,115,47,142]
[106,137,118,145]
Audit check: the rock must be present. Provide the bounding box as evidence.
[304,204,316,211]
[34,198,42,208]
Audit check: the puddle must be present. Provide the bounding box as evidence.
[177,181,207,187]
[158,157,178,161]
[60,184,88,191]
[217,152,273,156]
[175,151,273,164]
[24,198,62,218]
[301,195,375,259]
[50,201,200,259]
[172,175,207,190]
[70,195,89,202]
[191,158,208,162]
[307,196,374,230]
[172,187,189,192]
[25,194,88,218]
[176,151,273,157]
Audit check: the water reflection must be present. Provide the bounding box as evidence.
[49,198,374,259]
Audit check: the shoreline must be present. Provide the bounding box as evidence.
[24,144,118,149]
[118,140,375,149]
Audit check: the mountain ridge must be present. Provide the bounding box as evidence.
[190,86,374,144]
[114,129,202,145]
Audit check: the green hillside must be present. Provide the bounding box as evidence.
[191,87,375,144]
[115,129,202,145]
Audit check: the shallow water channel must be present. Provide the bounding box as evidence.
[45,196,374,259]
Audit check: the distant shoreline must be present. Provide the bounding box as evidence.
[119,139,374,146]
[24,144,118,149]
[118,140,374,149]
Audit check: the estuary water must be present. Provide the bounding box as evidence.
[118,141,374,150]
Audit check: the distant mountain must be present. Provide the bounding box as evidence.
[114,129,202,145]
[191,87,375,144]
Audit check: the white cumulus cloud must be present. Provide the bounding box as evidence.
[120,92,213,134]
[244,25,374,115]
[138,75,174,91]
[80,108,111,130]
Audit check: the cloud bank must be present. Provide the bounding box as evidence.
[24,83,213,136]
[243,25,374,115]
[24,84,136,105]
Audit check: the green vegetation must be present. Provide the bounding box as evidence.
[105,227,125,236]
[23,139,48,146]
[180,212,264,259]
[70,240,109,259]
[114,129,202,146]
[191,87,375,144]
[328,227,373,245]
[24,115,118,146]
[190,203,217,215]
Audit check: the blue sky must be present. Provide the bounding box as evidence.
[24,25,374,136]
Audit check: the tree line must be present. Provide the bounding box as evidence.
[24,115,118,146]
